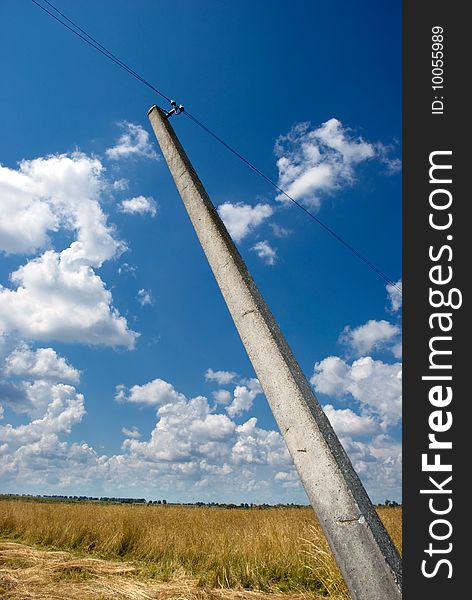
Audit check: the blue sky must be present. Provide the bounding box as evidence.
[0,0,401,504]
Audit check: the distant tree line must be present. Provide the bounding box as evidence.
[380,499,400,507]
[0,493,310,508]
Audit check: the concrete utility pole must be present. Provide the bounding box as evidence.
[148,105,402,600]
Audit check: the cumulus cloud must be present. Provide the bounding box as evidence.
[119,196,157,217]
[0,342,83,419]
[312,356,402,428]
[323,404,379,436]
[116,378,185,407]
[217,202,273,243]
[274,470,299,482]
[0,153,120,262]
[231,417,291,467]
[212,389,232,405]
[274,118,398,208]
[251,240,277,265]
[0,366,399,503]
[310,356,350,397]
[4,343,79,383]
[118,379,288,477]
[0,250,137,348]
[0,383,85,445]
[226,379,262,417]
[105,122,158,161]
[340,434,402,500]
[123,395,230,465]
[125,396,237,463]
[339,319,400,357]
[0,163,57,255]
[205,369,237,386]
[0,153,137,349]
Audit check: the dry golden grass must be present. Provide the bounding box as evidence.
[0,500,401,598]
[0,541,338,600]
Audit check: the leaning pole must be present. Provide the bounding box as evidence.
[148,105,402,600]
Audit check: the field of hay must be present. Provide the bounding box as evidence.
[0,499,401,599]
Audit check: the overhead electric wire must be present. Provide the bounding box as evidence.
[31,0,402,295]
[31,0,172,103]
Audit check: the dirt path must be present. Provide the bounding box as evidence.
[0,542,331,600]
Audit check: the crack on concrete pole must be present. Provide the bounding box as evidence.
[338,516,362,523]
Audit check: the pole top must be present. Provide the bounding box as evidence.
[147,101,184,120]
[164,100,185,119]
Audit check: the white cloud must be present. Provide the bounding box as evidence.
[105,122,158,161]
[339,319,400,356]
[391,341,402,359]
[110,379,291,478]
[0,368,399,503]
[232,417,291,467]
[274,470,298,482]
[226,379,262,417]
[116,378,186,407]
[137,288,153,307]
[274,470,301,489]
[0,348,91,490]
[0,383,84,445]
[205,368,237,385]
[217,202,273,243]
[4,343,80,383]
[274,118,397,208]
[0,250,137,349]
[121,426,141,439]
[251,240,277,265]
[310,356,350,397]
[114,384,127,403]
[212,389,232,405]
[21,153,122,266]
[122,393,237,463]
[111,178,129,191]
[312,356,402,428]
[0,152,137,349]
[119,196,157,217]
[323,404,379,436]
[387,279,402,312]
[0,153,121,264]
[340,434,402,501]
[0,163,57,254]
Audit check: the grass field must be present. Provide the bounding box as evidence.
[0,500,401,598]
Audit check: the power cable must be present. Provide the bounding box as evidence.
[31,0,172,103]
